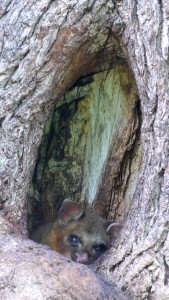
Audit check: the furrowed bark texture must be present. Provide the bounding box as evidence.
[0,0,169,299]
[96,1,169,300]
[0,0,124,230]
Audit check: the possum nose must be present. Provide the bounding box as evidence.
[72,252,89,264]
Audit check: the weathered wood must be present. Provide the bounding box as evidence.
[0,0,169,299]
[29,64,138,229]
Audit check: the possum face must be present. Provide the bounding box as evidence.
[63,223,110,264]
[53,200,122,265]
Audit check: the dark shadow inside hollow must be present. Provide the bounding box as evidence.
[28,62,141,234]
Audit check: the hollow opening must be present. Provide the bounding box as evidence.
[28,61,141,234]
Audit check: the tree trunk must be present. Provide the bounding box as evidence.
[96,2,169,300]
[0,0,169,299]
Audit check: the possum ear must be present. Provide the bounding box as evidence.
[106,222,122,245]
[58,199,84,225]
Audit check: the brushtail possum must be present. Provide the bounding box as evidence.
[31,199,121,265]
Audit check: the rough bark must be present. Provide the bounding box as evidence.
[0,0,169,300]
[0,0,124,231]
[0,215,129,300]
[96,1,169,299]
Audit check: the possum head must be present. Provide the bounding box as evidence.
[53,199,122,265]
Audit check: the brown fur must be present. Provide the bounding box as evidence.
[31,200,121,264]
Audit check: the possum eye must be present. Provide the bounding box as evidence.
[94,244,107,253]
[68,234,81,246]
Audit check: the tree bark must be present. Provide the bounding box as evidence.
[0,0,124,231]
[0,215,129,300]
[96,1,169,299]
[0,0,169,299]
